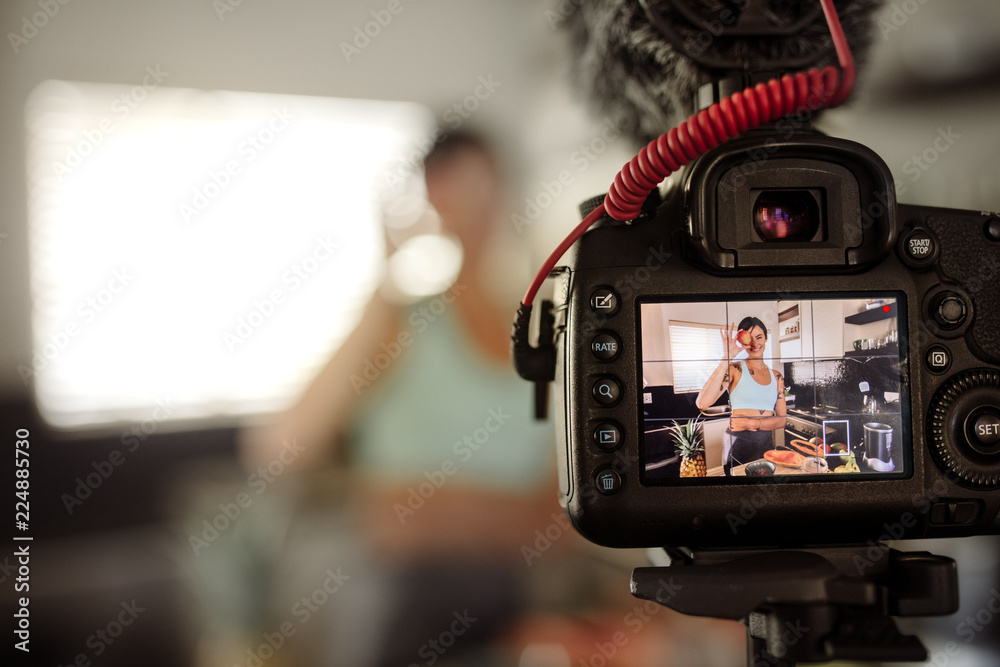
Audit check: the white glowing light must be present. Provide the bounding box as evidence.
[386,233,464,299]
[25,81,433,428]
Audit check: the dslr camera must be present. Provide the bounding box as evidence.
[545,126,1000,549]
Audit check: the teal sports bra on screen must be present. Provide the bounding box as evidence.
[728,360,778,412]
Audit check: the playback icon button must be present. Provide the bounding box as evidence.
[593,422,623,451]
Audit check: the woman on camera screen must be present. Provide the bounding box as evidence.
[695,316,786,475]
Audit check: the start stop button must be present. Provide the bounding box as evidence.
[899,227,938,268]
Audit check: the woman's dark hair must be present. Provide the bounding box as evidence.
[737,316,768,338]
[422,130,493,174]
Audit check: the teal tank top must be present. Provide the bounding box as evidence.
[729,360,778,412]
[350,305,553,492]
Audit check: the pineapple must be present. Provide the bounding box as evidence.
[672,418,706,477]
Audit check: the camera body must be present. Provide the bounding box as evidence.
[552,129,1000,548]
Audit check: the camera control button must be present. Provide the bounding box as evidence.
[900,227,938,267]
[593,422,623,451]
[591,333,621,360]
[966,408,1000,455]
[594,468,622,495]
[590,288,619,316]
[925,345,952,374]
[927,369,1000,489]
[928,500,980,526]
[985,218,1000,242]
[592,378,621,406]
[932,293,967,329]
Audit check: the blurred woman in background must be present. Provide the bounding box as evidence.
[240,130,566,666]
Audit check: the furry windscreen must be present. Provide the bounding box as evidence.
[562,0,885,146]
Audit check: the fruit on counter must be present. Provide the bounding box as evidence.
[736,329,753,346]
[829,442,850,464]
[834,453,861,473]
[788,438,823,457]
[672,418,706,478]
[764,449,804,467]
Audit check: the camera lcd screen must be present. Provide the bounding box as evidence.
[638,293,909,483]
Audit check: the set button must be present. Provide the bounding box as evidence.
[965,407,1000,455]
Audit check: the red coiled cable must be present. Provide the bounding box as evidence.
[521,0,855,307]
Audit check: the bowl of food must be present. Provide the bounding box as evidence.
[745,460,776,477]
[800,456,829,474]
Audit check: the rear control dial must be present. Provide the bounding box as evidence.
[927,369,1000,489]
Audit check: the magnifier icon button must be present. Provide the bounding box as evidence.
[592,378,621,405]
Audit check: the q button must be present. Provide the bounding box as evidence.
[593,378,622,406]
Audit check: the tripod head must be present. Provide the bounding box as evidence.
[631,544,959,665]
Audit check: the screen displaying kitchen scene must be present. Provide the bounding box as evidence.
[638,294,908,483]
